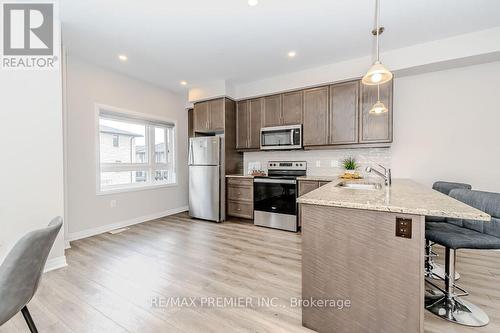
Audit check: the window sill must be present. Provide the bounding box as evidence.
[96,182,178,196]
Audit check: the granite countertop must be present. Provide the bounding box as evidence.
[297,178,491,221]
[297,175,340,182]
[226,174,254,178]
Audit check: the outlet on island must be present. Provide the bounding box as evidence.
[395,217,412,239]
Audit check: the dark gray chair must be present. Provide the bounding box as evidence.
[425,189,500,327]
[0,217,63,333]
[425,181,472,280]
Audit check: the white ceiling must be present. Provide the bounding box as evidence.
[61,0,500,93]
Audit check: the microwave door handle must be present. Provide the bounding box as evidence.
[290,130,294,146]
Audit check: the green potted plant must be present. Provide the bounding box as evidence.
[343,157,358,175]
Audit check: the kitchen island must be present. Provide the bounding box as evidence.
[297,179,490,333]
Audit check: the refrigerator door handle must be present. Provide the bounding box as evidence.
[188,140,194,165]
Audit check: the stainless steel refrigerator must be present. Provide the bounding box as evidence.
[188,136,225,222]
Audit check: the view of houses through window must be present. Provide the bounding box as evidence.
[98,110,176,192]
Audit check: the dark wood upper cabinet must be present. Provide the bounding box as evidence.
[236,98,263,150]
[187,108,194,138]
[359,81,393,143]
[248,98,263,149]
[236,100,249,149]
[198,79,392,150]
[193,101,209,132]
[303,86,329,146]
[282,91,303,125]
[209,98,225,131]
[329,81,359,145]
[263,94,282,127]
[193,98,226,133]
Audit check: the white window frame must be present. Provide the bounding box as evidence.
[95,104,178,195]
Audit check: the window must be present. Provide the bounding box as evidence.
[97,107,176,192]
[112,134,119,147]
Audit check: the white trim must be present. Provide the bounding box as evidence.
[94,103,179,195]
[62,45,70,254]
[66,206,188,242]
[96,182,178,196]
[44,256,67,273]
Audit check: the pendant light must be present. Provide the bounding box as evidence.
[362,0,393,86]
[369,85,388,114]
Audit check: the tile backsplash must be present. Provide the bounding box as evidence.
[243,148,391,177]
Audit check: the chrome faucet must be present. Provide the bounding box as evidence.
[366,164,392,186]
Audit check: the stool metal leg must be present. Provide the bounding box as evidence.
[426,240,460,280]
[425,248,489,327]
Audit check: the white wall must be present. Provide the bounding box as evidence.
[392,61,500,192]
[66,57,188,239]
[0,12,65,265]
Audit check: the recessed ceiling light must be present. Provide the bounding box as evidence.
[180,81,188,86]
[118,54,128,62]
[288,51,296,58]
[248,0,258,7]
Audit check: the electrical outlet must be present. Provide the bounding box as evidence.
[315,160,321,167]
[395,217,412,239]
[110,200,117,208]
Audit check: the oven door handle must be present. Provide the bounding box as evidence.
[254,178,296,184]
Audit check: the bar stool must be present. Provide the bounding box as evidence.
[425,189,500,326]
[426,181,472,280]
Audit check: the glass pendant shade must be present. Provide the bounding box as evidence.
[362,0,393,86]
[362,61,393,85]
[369,100,388,114]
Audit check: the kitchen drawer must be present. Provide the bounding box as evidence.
[227,185,253,202]
[227,177,253,186]
[227,201,254,219]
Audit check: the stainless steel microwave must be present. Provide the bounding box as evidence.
[260,124,302,150]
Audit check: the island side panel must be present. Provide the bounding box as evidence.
[301,204,425,333]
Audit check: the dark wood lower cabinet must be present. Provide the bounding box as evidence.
[227,177,254,219]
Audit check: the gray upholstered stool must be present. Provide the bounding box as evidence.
[425,181,472,280]
[0,217,63,333]
[425,189,500,327]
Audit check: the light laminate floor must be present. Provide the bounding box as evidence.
[1,212,499,332]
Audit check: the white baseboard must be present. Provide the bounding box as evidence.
[64,240,71,249]
[44,255,67,272]
[66,206,189,242]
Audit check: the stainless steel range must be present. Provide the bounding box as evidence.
[253,161,306,232]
